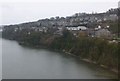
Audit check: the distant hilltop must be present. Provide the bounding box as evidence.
[2,8,119,28]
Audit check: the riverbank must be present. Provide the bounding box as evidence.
[55,50,118,79]
[18,41,118,78]
[62,50,118,74]
[4,38,119,79]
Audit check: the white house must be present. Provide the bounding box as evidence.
[66,26,87,31]
[78,26,87,30]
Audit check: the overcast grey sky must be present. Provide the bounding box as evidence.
[0,0,119,25]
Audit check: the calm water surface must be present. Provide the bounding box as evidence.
[2,38,112,79]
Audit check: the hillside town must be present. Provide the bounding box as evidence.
[1,8,119,43]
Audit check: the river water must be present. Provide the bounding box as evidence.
[1,38,114,79]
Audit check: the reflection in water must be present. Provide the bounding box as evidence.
[2,38,113,79]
